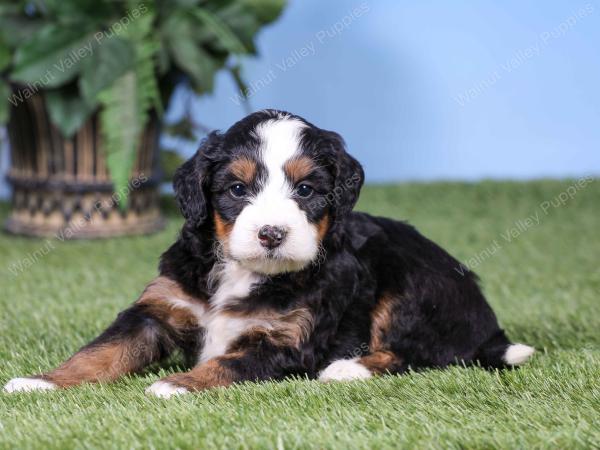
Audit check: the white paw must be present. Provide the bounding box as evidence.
[4,377,57,393]
[318,358,372,382]
[145,381,189,398]
[503,343,535,365]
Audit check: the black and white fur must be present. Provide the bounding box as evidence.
[4,110,534,397]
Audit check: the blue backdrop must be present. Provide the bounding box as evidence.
[166,0,600,182]
[1,0,599,199]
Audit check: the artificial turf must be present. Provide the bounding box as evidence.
[1,180,599,449]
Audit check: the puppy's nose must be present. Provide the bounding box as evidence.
[258,225,287,249]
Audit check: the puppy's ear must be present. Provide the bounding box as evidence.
[173,132,222,227]
[324,131,364,222]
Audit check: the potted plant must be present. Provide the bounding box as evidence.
[0,0,285,238]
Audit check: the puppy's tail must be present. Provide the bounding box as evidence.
[475,331,535,369]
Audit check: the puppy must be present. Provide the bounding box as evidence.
[4,110,534,397]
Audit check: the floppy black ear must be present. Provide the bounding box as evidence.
[324,131,365,222]
[173,132,222,227]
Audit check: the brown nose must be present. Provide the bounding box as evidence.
[258,225,287,249]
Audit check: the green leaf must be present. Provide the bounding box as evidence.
[0,4,26,15]
[155,44,170,77]
[120,6,162,115]
[228,63,249,99]
[0,81,10,124]
[212,5,260,53]
[168,36,219,93]
[160,148,185,182]
[193,8,248,55]
[170,0,202,6]
[98,71,141,207]
[45,88,97,137]
[160,11,218,92]
[163,117,196,141]
[11,25,94,88]
[35,0,115,23]
[79,36,135,103]
[210,0,285,56]
[97,4,162,207]
[241,0,287,24]
[0,13,44,48]
[0,39,10,71]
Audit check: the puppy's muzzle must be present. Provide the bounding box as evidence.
[258,225,288,249]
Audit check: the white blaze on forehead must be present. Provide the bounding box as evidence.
[227,117,320,274]
[251,118,306,222]
[255,118,306,195]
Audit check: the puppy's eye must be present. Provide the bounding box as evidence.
[229,183,247,198]
[296,184,314,198]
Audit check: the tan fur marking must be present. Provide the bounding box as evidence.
[138,276,197,305]
[228,156,257,185]
[271,308,314,347]
[214,212,233,244]
[359,351,400,375]
[136,276,205,330]
[139,297,199,330]
[284,156,315,184]
[316,214,330,241]
[163,352,243,391]
[42,341,156,387]
[370,293,395,351]
[226,308,314,351]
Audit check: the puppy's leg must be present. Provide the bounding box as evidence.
[318,351,405,382]
[146,328,304,398]
[5,307,173,392]
[146,353,245,398]
[316,291,406,382]
[4,276,205,392]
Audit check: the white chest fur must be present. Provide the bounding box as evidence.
[199,262,267,363]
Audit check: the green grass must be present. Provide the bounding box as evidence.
[1,180,599,449]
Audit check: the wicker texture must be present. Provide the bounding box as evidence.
[5,93,165,238]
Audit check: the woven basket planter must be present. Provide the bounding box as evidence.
[4,93,165,239]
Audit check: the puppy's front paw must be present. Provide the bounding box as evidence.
[318,358,373,382]
[4,377,56,393]
[145,381,189,399]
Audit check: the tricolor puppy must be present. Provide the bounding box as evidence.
[4,110,534,397]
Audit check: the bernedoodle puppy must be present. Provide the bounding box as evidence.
[5,109,534,397]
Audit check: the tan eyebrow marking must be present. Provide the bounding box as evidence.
[284,156,316,184]
[228,156,257,185]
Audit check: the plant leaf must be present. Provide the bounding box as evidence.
[0,37,10,71]
[34,0,115,23]
[160,147,185,182]
[118,4,162,116]
[11,24,94,88]
[168,35,219,93]
[79,36,136,103]
[0,81,10,124]
[98,71,140,207]
[160,11,220,92]
[193,8,248,55]
[162,117,196,141]
[97,4,161,207]
[212,5,260,54]
[45,88,97,137]
[241,0,287,24]
[213,0,286,53]
[0,10,44,48]
[228,63,249,99]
